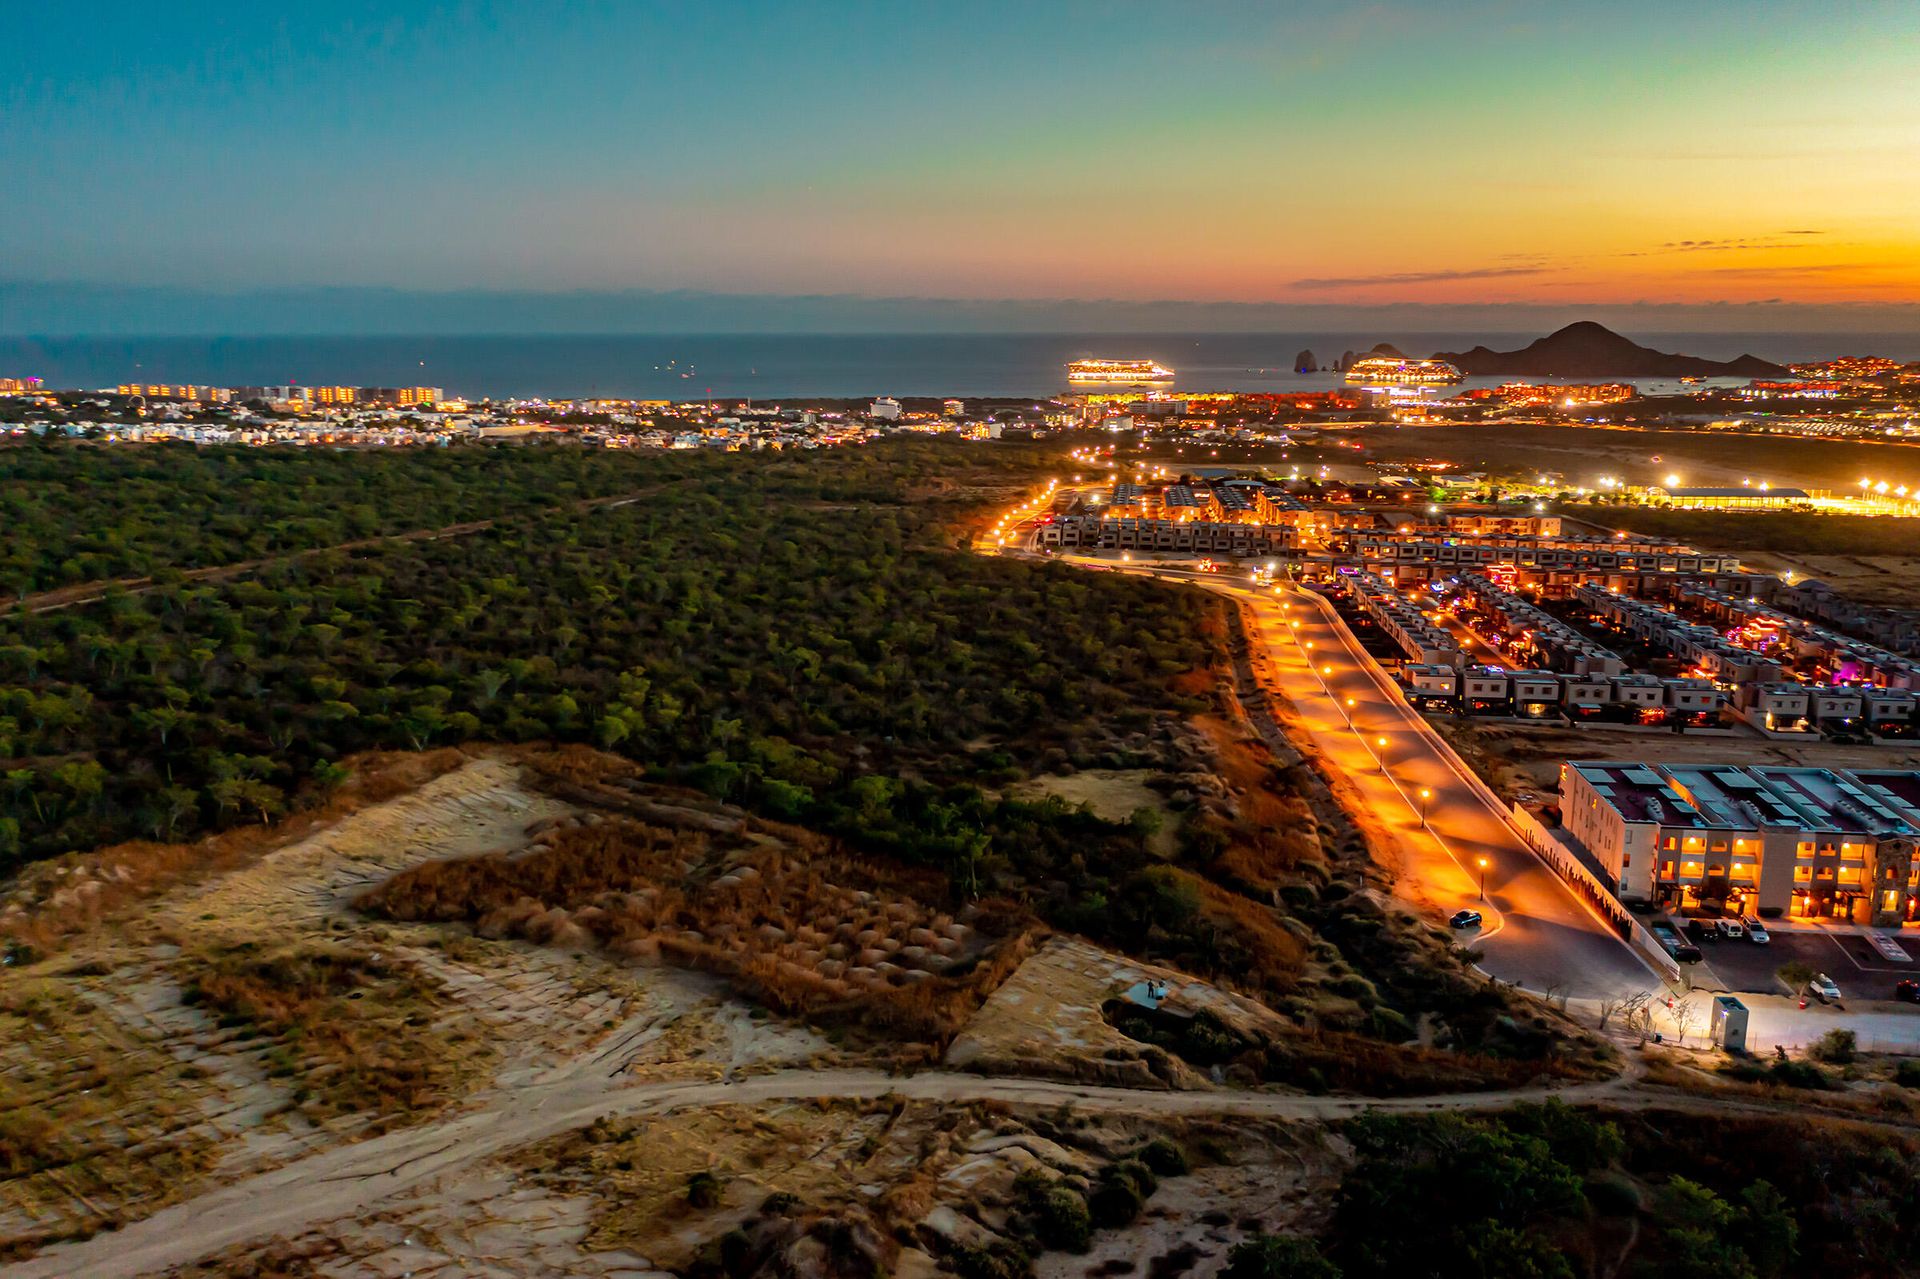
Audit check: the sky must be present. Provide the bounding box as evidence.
[6,0,1920,332]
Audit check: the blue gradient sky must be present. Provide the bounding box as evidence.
[7,1,1920,328]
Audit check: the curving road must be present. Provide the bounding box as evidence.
[1055,552,1660,1001]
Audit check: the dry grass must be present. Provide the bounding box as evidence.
[360,811,1040,1047]
[0,747,470,957]
[1184,871,1310,992]
[1189,715,1324,894]
[1255,1027,1600,1095]
[176,941,493,1131]
[0,979,221,1260]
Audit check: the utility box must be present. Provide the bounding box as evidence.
[1710,995,1749,1054]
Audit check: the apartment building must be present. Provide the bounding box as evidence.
[1339,572,1459,665]
[1561,761,1920,923]
[1038,516,1295,557]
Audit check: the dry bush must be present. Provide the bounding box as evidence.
[361,813,1038,1046]
[1186,872,1308,992]
[0,979,223,1258]
[0,747,469,956]
[1257,1027,1591,1095]
[179,942,484,1129]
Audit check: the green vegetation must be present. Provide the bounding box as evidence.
[0,442,710,597]
[1331,1104,1810,1279]
[1224,1235,1341,1279]
[0,440,1212,884]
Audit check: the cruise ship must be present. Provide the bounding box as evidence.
[1067,358,1176,386]
[1343,356,1464,386]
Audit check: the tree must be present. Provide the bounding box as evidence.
[1669,999,1700,1046]
[1223,1235,1341,1279]
[1598,990,1650,1032]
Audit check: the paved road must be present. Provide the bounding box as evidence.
[1059,555,1661,1001]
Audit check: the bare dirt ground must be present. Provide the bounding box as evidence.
[944,937,1293,1089]
[0,757,831,1269]
[1340,423,1909,494]
[1740,550,1920,609]
[1009,768,1178,856]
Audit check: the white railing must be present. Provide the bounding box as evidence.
[1510,805,1685,989]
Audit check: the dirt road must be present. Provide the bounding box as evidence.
[2,1058,1635,1279]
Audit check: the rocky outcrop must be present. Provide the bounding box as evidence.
[1293,349,1318,373]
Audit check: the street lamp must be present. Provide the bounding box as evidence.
[1477,856,1490,901]
[1419,787,1431,826]
[1376,735,1388,773]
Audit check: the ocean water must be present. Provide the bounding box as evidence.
[2,332,1914,401]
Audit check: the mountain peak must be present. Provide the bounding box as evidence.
[1434,323,1786,378]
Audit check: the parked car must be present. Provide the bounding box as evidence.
[1742,917,1770,944]
[1896,980,1919,1004]
[1685,919,1718,942]
[1716,919,1746,940]
[1674,941,1702,963]
[1809,973,1842,1001]
[1449,909,1483,929]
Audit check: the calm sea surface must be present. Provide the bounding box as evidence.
[3,333,1915,401]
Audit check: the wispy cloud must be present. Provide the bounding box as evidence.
[1623,231,1830,257]
[1292,265,1550,290]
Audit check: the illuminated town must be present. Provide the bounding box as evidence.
[9,1,1920,1273]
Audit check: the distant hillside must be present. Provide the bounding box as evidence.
[1434,322,1788,378]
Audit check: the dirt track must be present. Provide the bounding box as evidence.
[2,1054,1646,1279]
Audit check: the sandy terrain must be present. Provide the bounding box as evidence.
[0,756,831,1267]
[1741,551,1920,608]
[1010,768,1178,856]
[945,937,1294,1089]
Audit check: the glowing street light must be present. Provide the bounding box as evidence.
[1477,856,1490,901]
[1419,787,1431,825]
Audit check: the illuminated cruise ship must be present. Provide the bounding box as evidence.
[1067,358,1176,386]
[1344,356,1464,386]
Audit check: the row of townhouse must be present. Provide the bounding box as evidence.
[1574,585,1784,683]
[1345,534,1738,577]
[1736,682,1919,737]
[1561,761,1920,924]
[1679,587,1920,690]
[1038,516,1298,556]
[1338,573,1460,664]
[1452,573,1626,676]
[1779,580,1920,655]
[1404,666,1722,722]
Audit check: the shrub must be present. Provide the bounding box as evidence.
[1107,1158,1158,1198]
[1223,1234,1342,1279]
[1136,1136,1190,1177]
[1809,1029,1856,1065]
[1584,1173,1640,1216]
[687,1170,725,1209]
[1033,1184,1092,1253]
[1894,1060,1920,1089]
[1089,1177,1145,1229]
[952,1244,1030,1279]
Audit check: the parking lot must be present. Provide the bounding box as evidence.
[1686,922,1917,1002]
